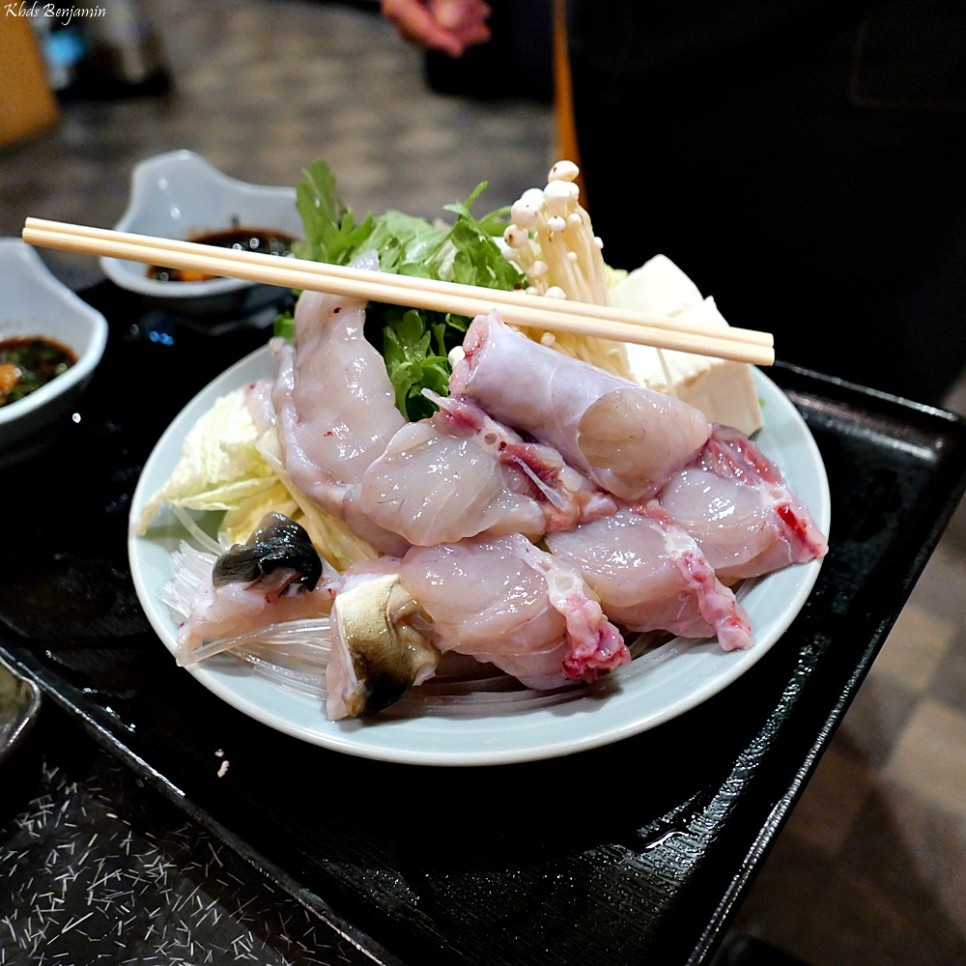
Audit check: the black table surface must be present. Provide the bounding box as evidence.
[2,282,965,966]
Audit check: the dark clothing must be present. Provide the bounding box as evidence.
[424,1,554,102]
[566,1,966,404]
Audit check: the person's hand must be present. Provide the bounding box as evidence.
[381,0,492,58]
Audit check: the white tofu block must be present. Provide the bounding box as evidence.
[611,256,764,436]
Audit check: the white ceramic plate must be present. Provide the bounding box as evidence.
[129,347,830,766]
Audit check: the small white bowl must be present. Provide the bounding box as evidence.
[0,238,108,461]
[100,150,303,317]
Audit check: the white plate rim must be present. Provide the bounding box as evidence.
[128,345,831,767]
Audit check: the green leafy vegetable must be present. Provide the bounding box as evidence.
[287,160,524,420]
[381,309,456,421]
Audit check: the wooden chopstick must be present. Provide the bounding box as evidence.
[25,218,772,349]
[22,217,775,366]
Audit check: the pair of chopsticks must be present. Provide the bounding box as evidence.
[21,218,775,366]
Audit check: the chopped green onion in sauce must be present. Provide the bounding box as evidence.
[0,335,77,407]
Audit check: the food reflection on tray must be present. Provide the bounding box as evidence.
[128,161,830,764]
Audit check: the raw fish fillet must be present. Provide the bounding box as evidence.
[174,512,339,660]
[400,533,630,690]
[176,570,336,660]
[658,424,829,582]
[271,263,408,555]
[450,311,711,501]
[358,392,617,546]
[545,504,754,651]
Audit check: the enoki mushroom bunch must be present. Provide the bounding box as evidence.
[502,161,632,377]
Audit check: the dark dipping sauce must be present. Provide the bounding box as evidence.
[146,225,296,282]
[0,336,77,408]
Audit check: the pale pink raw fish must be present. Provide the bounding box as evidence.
[400,533,630,690]
[174,513,339,661]
[450,311,711,501]
[358,392,616,546]
[545,504,754,651]
[357,397,543,546]
[659,424,829,582]
[177,570,337,661]
[271,273,408,555]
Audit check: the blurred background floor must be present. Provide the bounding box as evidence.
[1,2,965,964]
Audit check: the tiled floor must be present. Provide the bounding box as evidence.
[2,2,965,963]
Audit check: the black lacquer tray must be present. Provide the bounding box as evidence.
[2,282,965,965]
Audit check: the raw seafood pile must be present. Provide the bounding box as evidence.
[142,162,829,721]
[156,300,827,720]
